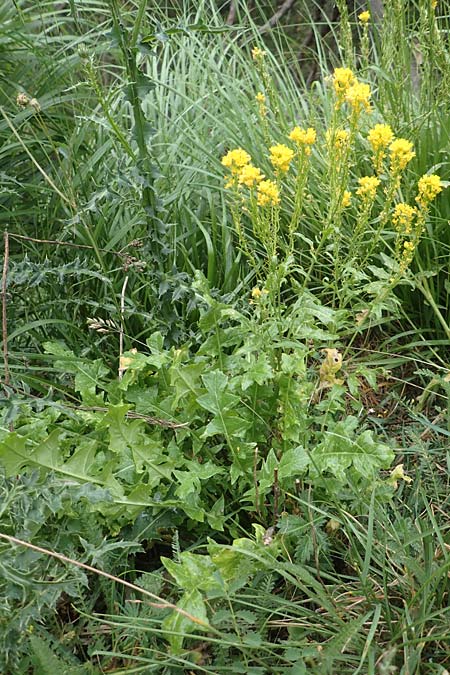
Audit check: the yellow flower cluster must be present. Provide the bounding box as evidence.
[358,10,370,23]
[345,82,372,114]
[221,148,251,175]
[289,126,317,154]
[257,179,280,207]
[255,92,267,118]
[251,286,268,299]
[416,174,443,207]
[368,124,394,152]
[333,67,356,97]
[368,124,395,172]
[392,203,416,234]
[341,190,352,208]
[252,47,266,61]
[269,144,294,173]
[238,165,264,187]
[356,176,380,200]
[389,138,415,173]
[332,68,371,114]
[326,128,350,157]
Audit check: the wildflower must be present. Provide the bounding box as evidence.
[326,128,350,158]
[238,165,264,187]
[332,67,356,97]
[345,82,372,114]
[252,47,266,61]
[388,463,412,489]
[16,92,29,107]
[269,144,294,173]
[392,203,416,234]
[356,176,380,200]
[29,98,41,112]
[368,124,394,152]
[255,92,266,104]
[257,179,280,206]
[251,287,268,300]
[416,174,443,207]
[389,138,415,172]
[432,0,437,8]
[222,148,251,175]
[358,10,370,23]
[403,240,415,253]
[368,123,395,172]
[289,126,316,155]
[341,190,352,208]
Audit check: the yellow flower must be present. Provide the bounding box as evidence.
[341,190,352,208]
[255,92,266,103]
[269,144,294,173]
[221,148,251,175]
[389,138,415,172]
[257,179,280,206]
[289,126,316,145]
[368,124,394,151]
[432,0,437,8]
[252,47,266,61]
[238,165,264,187]
[289,126,316,155]
[251,287,262,299]
[344,82,372,113]
[416,174,443,206]
[368,124,395,172]
[388,464,412,489]
[356,176,380,200]
[358,10,370,23]
[326,128,350,154]
[392,203,416,234]
[333,67,356,97]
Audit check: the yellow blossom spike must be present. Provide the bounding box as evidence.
[389,138,415,172]
[358,10,370,23]
[392,203,416,234]
[332,67,356,97]
[238,165,265,188]
[344,81,372,114]
[289,127,316,155]
[356,176,380,200]
[269,144,294,173]
[257,179,280,206]
[221,148,251,175]
[341,190,352,208]
[416,174,443,206]
[252,47,266,61]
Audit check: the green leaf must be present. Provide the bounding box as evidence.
[162,588,210,653]
[161,552,224,594]
[197,371,240,414]
[313,417,394,480]
[241,352,274,390]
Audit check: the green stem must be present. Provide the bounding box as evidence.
[108,0,157,224]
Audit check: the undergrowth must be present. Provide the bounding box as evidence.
[1,1,450,673]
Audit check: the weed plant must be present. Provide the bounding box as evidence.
[1,1,450,673]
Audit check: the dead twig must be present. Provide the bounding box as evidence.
[118,275,129,380]
[2,231,10,391]
[0,532,210,627]
[259,0,296,35]
[226,1,236,25]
